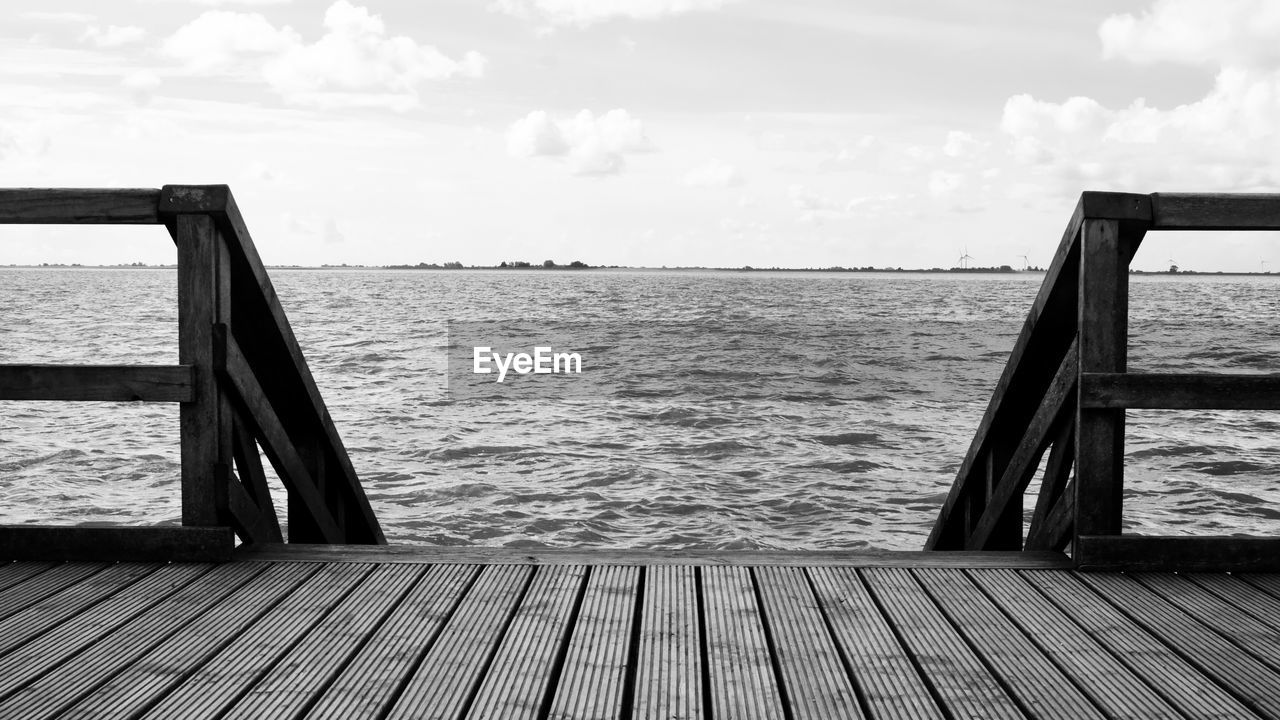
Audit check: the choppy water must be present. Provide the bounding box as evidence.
[2,268,1279,550]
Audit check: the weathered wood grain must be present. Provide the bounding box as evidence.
[1025,418,1074,551]
[232,419,283,542]
[1132,572,1280,670]
[1077,536,1280,572]
[1023,570,1259,719]
[753,566,864,719]
[0,526,233,562]
[0,365,193,402]
[1152,192,1280,230]
[0,563,155,654]
[701,565,786,720]
[632,565,702,720]
[0,188,161,224]
[546,565,639,720]
[0,562,56,593]
[0,562,106,621]
[806,567,942,720]
[1081,372,1280,409]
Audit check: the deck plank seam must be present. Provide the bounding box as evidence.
[534,564,593,720]
[1235,574,1280,611]
[616,565,647,720]
[799,568,878,720]
[1185,575,1280,635]
[841,569,954,720]
[102,562,327,720]
[962,568,1171,720]
[284,563,435,720]
[693,566,714,720]
[0,562,57,594]
[445,564,539,720]
[747,567,796,720]
[0,562,111,623]
[0,562,165,657]
[0,562,268,717]
[0,562,229,705]
[905,567,1051,720]
[1128,573,1280,675]
[368,563,485,720]
[1013,569,1238,720]
[1073,572,1280,718]
[177,563,382,720]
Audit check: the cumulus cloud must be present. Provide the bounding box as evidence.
[491,0,737,28]
[80,25,147,48]
[161,1,484,107]
[506,108,653,175]
[942,130,986,158]
[1001,0,1280,196]
[683,159,744,188]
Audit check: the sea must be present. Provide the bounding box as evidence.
[3,268,1279,550]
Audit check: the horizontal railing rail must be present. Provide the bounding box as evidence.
[0,185,383,561]
[929,191,1280,571]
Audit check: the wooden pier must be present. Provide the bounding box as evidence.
[5,188,1280,718]
[3,548,1280,719]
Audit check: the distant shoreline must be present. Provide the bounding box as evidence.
[4,264,1279,277]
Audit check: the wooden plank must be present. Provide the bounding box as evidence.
[0,365,193,401]
[233,543,1074,569]
[304,564,479,720]
[0,188,161,224]
[226,471,281,546]
[1025,418,1074,551]
[384,564,533,719]
[218,565,423,720]
[1082,372,1280,409]
[860,568,1022,720]
[753,566,865,719]
[546,565,639,720]
[466,565,588,719]
[0,526,233,562]
[0,562,56,593]
[177,212,227,528]
[1080,190,1154,223]
[1077,536,1280,572]
[139,563,372,720]
[0,562,236,709]
[968,339,1078,549]
[0,562,106,621]
[806,568,942,720]
[58,563,319,720]
[233,418,282,542]
[968,569,1181,719]
[0,563,157,654]
[1132,572,1280,670]
[217,330,343,543]
[632,565,703,720]
[1190,573,1280,633]
[700,566,787,720]
[914,568,1106,720]
[1078,572,1280,716]
[160,185,383,545]
[1152,192,1280,230]
[1022,570,1260,719]
[1075,217,1128,541]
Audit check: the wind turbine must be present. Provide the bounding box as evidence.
[1019,254,1030,271]
[958,247,975,269]
[1262,259,1270,273]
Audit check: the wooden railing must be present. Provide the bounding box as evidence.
[0,186,385,561]
[926,191,1280,571]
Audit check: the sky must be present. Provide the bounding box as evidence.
[1,0,1279,270]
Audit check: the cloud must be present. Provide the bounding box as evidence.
[490,0,737,28]
[190,0,292,4]
[22,11,95,23]
[1000,0,1280,197]
[683,159,744,187]
[161,2,484,107]
[942,130,986,158]
[506,108,653,175]
[1100,0,1280,68]
[80,25,148,48]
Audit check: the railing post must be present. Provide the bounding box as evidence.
[1074,218,1128,544]
[177,214,233,528]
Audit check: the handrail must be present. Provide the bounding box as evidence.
[0,186,384,561]
[928,191,1280,571]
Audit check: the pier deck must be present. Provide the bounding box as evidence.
[2,548,1279,720]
